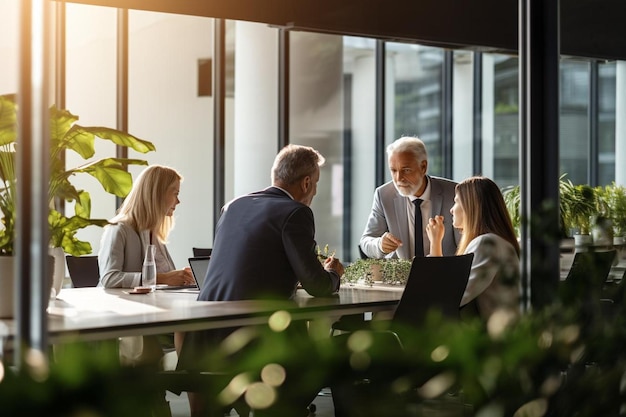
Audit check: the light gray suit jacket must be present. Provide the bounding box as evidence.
[98,222,175,288]
[360,176,460,259]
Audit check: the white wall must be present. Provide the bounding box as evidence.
[0,0,19,95]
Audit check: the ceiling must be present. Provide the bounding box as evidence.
[66,0,626,61]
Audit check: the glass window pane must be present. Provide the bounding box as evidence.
[483,53,519,188]
[290,31,346,259]
[388,43,445,177]
[598,61,616,185]
[559,60,589,185]
[343,36,376,261]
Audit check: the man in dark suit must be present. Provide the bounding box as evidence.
[360,136,460,259]
[199,144,344,301]
[179,144,344,417]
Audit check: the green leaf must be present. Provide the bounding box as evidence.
[60,125,96,159]
[71,158,149,197]
[49,176,81,203]
[49,106,79,150]
[61,235,94,256]
[0,94,17,146]
[79,126,156,154]
[48,209,109,255]
[74,190,92,218]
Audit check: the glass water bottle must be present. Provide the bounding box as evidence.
[142,244,157,291]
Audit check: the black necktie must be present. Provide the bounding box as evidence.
[413,199,424,257]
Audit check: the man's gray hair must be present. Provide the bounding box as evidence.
[271,144,326,186]
[386,136,428,163]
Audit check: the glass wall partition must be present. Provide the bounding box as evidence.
[65,6,218,268]
[127,11,215,267]
[15,0,624,266]
[65,3,119,257]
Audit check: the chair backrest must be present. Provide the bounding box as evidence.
[66,255,100,288]
[392,253,474,328]
[561,249,616,304]
[192,247,212,257]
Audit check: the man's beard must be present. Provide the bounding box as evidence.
[393,182,420,197]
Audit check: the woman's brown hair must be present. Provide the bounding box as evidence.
[455,176,520,256]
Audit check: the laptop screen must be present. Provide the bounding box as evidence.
[188,256,210,288]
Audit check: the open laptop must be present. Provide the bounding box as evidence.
[156,256,210,293]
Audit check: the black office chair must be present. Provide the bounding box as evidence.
[358,244,368,260]
[192,247,213,257]
[330,254,475,417]
[559,249,616,306]
[66,255,100,288]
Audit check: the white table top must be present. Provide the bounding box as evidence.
[1,286,402,347]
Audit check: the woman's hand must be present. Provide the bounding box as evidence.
[426,215,445,256]
[157,267,195,286]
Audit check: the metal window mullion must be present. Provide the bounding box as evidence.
[278,28,289,150]
[116,8,129,210]
[375,40,385,186]
[55,0,66,214]
[589,60,599,186]
[442,50,453,178]
[16,0,52,364]
[519,0,561,312]
[213,18,226,234]
[472,52,483,174]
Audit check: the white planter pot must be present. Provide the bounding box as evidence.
[0,254,58,318]
[49,246,66,297]
[573,234,593,247]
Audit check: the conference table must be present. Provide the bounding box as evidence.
[0,285,403,353]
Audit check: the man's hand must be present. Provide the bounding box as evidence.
[381,232,403,254]
[324,256,345,277]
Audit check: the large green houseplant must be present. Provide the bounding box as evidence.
[502,174,601,239]
[0,93,155,256]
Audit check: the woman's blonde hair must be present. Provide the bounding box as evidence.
[111,165,182,243]
[455,176,520,256]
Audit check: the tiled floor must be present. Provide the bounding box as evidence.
[167,388,335,417]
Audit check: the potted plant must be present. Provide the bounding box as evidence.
[0,93,155,315]
[342,258,412,286]
[597,182,626,245]
[501,174,576,239]
[560,180,598,246]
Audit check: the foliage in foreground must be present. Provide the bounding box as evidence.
[2,301,626,416]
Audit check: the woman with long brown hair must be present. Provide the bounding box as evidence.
[427,176,520,319]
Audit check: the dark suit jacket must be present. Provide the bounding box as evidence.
[360,175,460,258]
[198,186,340,302]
